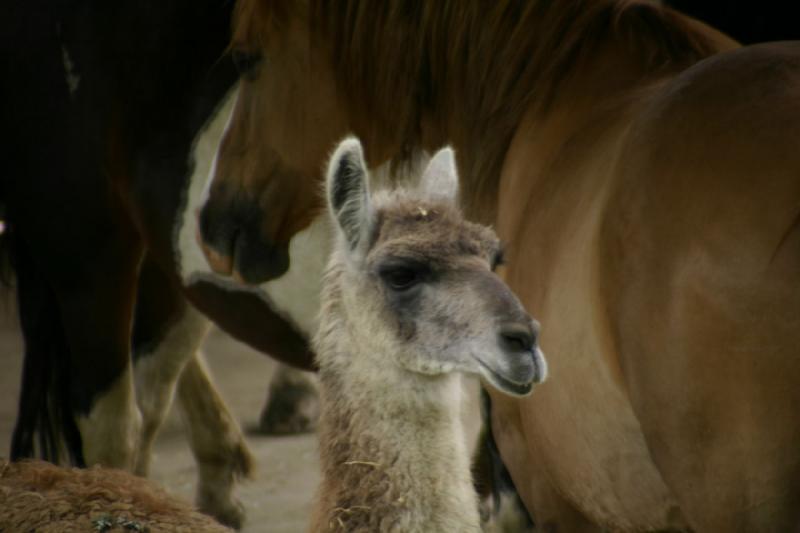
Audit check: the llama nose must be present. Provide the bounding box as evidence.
[499,322,537,353]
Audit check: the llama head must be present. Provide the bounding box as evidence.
[323,138,546,397]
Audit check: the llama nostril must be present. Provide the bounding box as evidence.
[499,323,536,353]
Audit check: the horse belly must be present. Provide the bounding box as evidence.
[493,213,685,531]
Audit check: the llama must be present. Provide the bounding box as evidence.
[311,138,548,532]
[0,458,232,532]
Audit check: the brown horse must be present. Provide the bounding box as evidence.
[198,1,800,531]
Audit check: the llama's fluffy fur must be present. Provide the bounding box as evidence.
[310,139,541,532]
[310,197,487,532]
[0,458,232,532]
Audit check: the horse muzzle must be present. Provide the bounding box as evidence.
[196,201,290,284]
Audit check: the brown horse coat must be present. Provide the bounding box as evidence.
[200,1,800,530]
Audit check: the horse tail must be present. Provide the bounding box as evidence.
[6,223,84,466]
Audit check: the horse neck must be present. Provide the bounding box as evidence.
[445,7,733,225]
[332,0,732,225]
[312,275,480,531]
[450,40,662,225]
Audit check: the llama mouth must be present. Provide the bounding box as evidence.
[475,357,534,397]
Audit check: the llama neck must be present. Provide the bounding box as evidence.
[313,352,481,532]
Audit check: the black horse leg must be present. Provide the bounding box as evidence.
[55,243,143,469]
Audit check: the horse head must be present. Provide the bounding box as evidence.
[197,2,351,283]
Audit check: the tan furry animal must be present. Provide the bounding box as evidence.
[311,139,547,532]
[0,458,232,532]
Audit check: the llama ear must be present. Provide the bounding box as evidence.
[419,147,459,205]
[326,137,372,250]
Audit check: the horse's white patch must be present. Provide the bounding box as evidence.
[60,45,80,96]
[182,216,331,337]
[176,86,239,281]
[256,216,330,335]
[176,118,428,338]
[175,84,332,337]
[75,364,141,469]
[133,306,210,476]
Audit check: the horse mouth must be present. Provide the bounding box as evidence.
[475,357,535,397]
[197,229,235,276]
[195,215,290,284]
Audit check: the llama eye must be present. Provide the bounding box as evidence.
[381,267,420,291]
[232,49,263,80]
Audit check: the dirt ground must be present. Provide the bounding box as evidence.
[0,300,320,533]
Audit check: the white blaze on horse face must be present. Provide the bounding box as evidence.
[177,86,238,282]
[176,85,344,337]
[178,105,401,336]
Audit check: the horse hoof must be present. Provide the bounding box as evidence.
[199,493,246,530]
[257,369,319,435]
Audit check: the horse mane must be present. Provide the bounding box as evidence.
[233,0,726,219]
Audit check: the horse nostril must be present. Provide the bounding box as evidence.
[499,323,536,353]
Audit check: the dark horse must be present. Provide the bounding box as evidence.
[0,1,315,527]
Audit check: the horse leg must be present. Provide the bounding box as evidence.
[258,364,319,434]
[131,257,210,477]
[130,257,252,528]
[138,314,254,531]
[56,254,143,470]
[176,351,254,529]
[9,221,144,473]
[184,281,320,439]
[4,29,143,469]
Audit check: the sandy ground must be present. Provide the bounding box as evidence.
[0,299,320,533]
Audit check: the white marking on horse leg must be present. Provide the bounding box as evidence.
[177,350,254,530]
[76,364,141,470]
[133,306,210,476]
